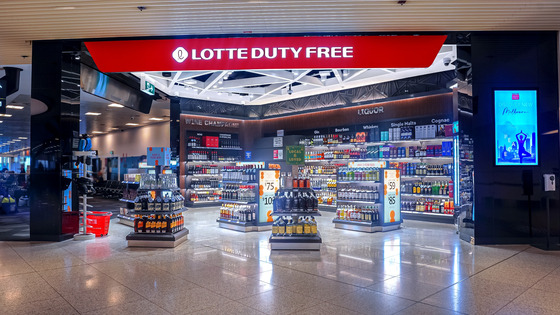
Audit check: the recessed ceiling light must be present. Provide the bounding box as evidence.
[54,6,76,10]
[18,137,27,139]
[13,139,20,142]
[111,127,119,130]
[125,123,139,126]
[149,117,164,121]
[0,114,12,117]
[0,121,3,123]
[85,112,101,116]
[92,131,104,134]
[108,103,124,108]
[6,105,24,109]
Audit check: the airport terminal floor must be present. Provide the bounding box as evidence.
[1,207,560,315]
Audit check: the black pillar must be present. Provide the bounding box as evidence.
[30,40,81,241]
[471,32,560,245]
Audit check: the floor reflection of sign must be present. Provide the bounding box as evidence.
[259,170,280,224]
[384,169,400,224]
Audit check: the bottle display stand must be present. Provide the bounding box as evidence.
[125,187,189,248]
[217,166,275,233]
[333,168,402,233]
[118,179,140,226]
[269,186,322,250]
[124,165,189,248]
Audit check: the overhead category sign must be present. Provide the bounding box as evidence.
[85,35,446,73]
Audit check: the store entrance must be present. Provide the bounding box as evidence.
[78,34,474,248]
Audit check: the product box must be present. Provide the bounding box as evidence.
[444,124,453,137]
[202,136,219,147]
[428,125,437,139]
[380,146,390,158]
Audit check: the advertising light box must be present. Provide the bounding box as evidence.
[494,90,538,166]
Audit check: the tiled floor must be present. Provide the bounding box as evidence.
[1,206,560,315]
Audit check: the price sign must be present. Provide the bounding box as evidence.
[259,170,280,224]
[273,136,283,148]
[147,147,171,166]
[383,169,401,224]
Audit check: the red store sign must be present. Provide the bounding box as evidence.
[85,35,446,73]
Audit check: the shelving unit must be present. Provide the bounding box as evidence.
[334,168,401,233]
[269,187,322,250]
[301,132,455,225]
[124,183,189,248]
[217,166,275,232]
[182,130,243,207]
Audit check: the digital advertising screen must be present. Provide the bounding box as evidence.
[494,90,538,166]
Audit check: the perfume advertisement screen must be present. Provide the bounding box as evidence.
[494,90,538,166]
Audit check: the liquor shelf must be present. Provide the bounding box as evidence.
[126,228,189,248]
[269,231,322,250]
[338,180,380,184]
[401,193,453,199]
[402,210,455,224]
[220,200,257,205]
[129,208,188,216]
[270,211,322,217]
[332,219,398,233]
[337,200,381,205]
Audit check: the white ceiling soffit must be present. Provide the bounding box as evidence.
[2,1,560,65]
[133,45,456,106]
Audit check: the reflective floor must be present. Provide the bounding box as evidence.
[1,207,560,315]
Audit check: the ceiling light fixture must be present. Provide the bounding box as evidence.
[85,112,101,116]
[342,70,349,77]
[125,123,139,126]
[92,131,104,134]
[6,105,24,109]
[149,117,164,121]
[108,103,124,108]
[18,137,27,139]
[54,6,76,10]
[0,114,12,117]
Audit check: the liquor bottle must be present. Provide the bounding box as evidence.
[155,195,162,212]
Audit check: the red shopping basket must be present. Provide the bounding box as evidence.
[85,211,112,237]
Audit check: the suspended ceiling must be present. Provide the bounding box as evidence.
[1,1,560,65]
[134,45,456,105]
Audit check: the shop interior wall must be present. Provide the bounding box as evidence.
[471,32,560,245]
[91,122,170,157]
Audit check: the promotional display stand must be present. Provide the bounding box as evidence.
[217,166,277,232]
[125,148,189,248]
[333,168,402,233]
[269,181,322,250]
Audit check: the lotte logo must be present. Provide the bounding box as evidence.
[172,47,188,63]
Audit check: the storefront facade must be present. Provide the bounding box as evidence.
[28,32,559,248]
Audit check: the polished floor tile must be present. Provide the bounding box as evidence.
[329,288,415,314]
[368,276,447,301]
[395,302,464,315]
[1,205,559,314]
[237,287,321,314]
[422,277,528,315]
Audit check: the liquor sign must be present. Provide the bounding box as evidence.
[258,170,280,224]
[286,145,305,165]
[147,147,171,166]
[85,35,446,72]
[494,90,538,166]
[383,169,401,224]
